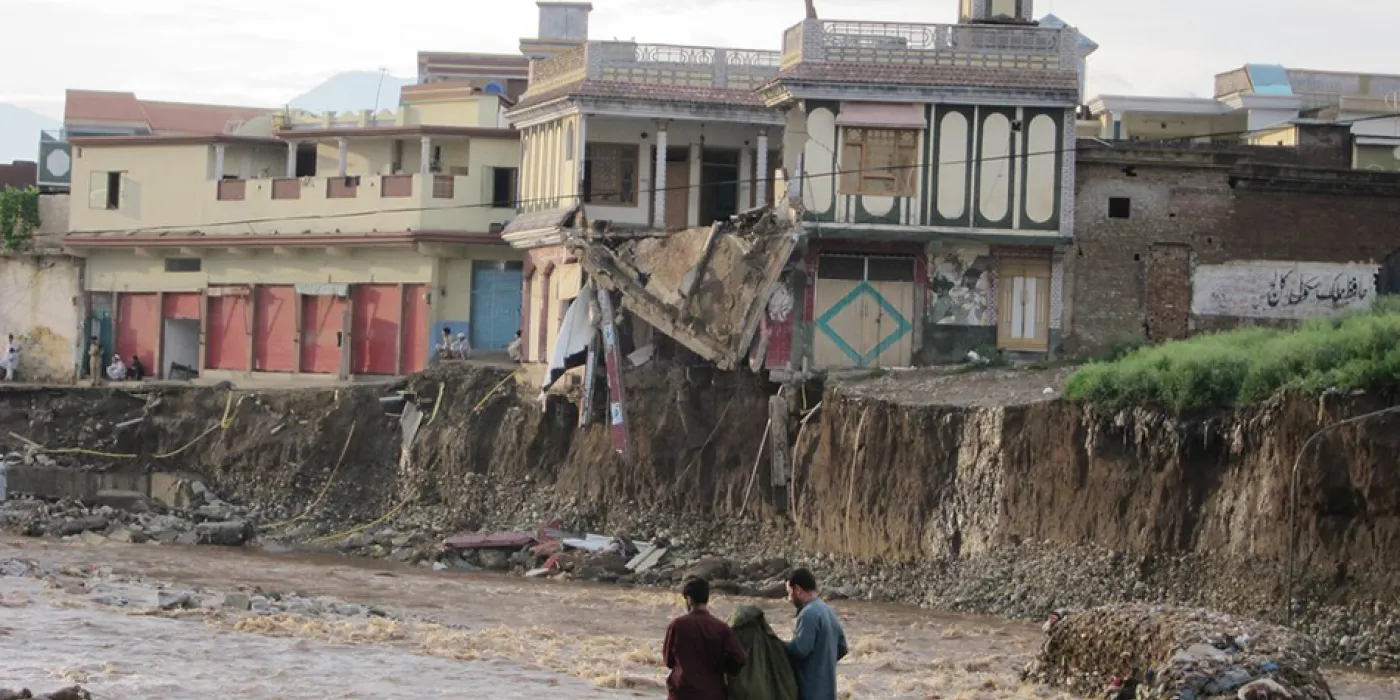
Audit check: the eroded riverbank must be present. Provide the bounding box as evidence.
[3,536,1398,700]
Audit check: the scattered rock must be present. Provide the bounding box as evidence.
[91,490,149,514]
[222,593,251,611]
[478,549,511,572]
[56,516,108,537]
[684,557,734,582]
[194,521,252,546]
[156,590,196,611]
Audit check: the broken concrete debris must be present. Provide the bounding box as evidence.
[1023,604,1333,700]
[0,686,92,700]
[568,206,797,371]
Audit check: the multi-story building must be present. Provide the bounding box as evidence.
[501,3,784,363]
[761,0,1086,368]
[37,89,273,193]
[61,89,524,382]
[1089,64,1400,171]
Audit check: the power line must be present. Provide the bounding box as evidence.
[90,110,1400,236]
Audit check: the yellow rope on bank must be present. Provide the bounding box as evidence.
[34,391,238,461]
[471,374,516,414]
[428,382,445,424]
[260,422,357,532]
[310,498,411,544]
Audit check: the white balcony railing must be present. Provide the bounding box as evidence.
[781,18,1075,71]
[525,41,783,97]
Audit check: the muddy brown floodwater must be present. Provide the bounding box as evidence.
[2,537,1397,700]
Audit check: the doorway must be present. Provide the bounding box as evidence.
[813,254,917,369]
[651,146,690,231]
[295,143,317,177]
[162,319,199,378]
[470,260,524,350]
[700,148,740,226]
[996,255,1052,352]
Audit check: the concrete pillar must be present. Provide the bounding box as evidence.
[739,147,754,209]
[420,136,433,175]
[285,141,296,177]
[337,137,348,176]
[576,114,588,203]
[214,144,226,180]
[653,122,668,229]
[756,129,769,206]
[688,142,702,227]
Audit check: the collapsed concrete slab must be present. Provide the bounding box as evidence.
[567,207,796,371]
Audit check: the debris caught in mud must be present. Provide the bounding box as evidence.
[1023,604,1334,700]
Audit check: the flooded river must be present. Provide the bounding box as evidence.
[2,536,1396,700]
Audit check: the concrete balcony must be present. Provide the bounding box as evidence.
[780,18,1075,72]
[524,40,783,96]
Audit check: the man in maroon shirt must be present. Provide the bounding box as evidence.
[663,578,749,700]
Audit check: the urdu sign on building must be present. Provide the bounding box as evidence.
[1191,260,1380,320]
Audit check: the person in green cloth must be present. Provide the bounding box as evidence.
[726,604,799,700]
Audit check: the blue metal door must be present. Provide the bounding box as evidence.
[470,260,523,350]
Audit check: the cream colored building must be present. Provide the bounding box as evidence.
[1089,64,1400,171]
[63,90,524,382]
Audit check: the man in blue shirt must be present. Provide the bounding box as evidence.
[783,568,847,700]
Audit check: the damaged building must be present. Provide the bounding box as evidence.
[505,0,1092,376]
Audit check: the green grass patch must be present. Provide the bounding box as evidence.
[1064,298,1400,412]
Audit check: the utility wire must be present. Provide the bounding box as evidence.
[91,111,1400,236]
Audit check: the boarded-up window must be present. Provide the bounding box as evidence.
[840,128,918,197]
[583,143,638,206]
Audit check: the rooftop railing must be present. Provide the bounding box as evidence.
[524,41,783,97]
[781,18,1074,71]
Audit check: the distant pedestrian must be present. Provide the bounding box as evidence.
[452,332,472,360]
[1,335,19,381]
[436,327,454,360]
[507,330,523,363]
[784,568,847,700]
[663,577,748,700]
[130,355,145,381]
[87,336,103,386]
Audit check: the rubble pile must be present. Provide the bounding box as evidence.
[0,686,91,700]
[0,486,255,547]
[1022,604,1334,700]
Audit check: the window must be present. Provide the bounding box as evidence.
[582,143,638,206]
[491,167,518,208]
[164,258,202,273]
[1108,197,1131,219]
[89,171,123,210]
[839,128,919,197]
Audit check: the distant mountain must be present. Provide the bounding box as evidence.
[0,104,60,164]
[286,71,413,115]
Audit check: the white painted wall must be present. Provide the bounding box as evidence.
[1191,260,1379,320]
[0,254,84,382]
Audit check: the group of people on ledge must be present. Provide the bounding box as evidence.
[435,327,525,363]
[86,336,144,385]
[663,568,847,700]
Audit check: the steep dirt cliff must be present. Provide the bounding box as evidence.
[2,366,1398,668]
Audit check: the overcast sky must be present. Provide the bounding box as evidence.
[4,0,1398,119]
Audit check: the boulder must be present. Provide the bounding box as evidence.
[683,557,735,582]
[222,593,251,611]
[478,549,511,571]
[56,516,108,537]
[194,520,252,546]
[91,490,149,514]
[156,590,195,610]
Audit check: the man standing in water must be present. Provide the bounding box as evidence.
[663,577,748,700]
[784,568,847,700]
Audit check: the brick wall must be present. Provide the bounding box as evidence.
[1068,144,1400,354]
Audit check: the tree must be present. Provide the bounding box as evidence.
[0,186,41,252]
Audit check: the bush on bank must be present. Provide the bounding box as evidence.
[1065,298,1400,412]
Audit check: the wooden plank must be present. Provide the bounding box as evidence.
[682,222,724,315]
[579,286,599,429]
[769,393,790,487]
[596,289,630,455]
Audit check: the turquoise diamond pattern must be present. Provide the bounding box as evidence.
[816,282,912,367]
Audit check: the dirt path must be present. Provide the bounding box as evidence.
[3,537,1395,700]
[835,367,1075,407]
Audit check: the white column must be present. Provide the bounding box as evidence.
[214,144,226,180]
[688,142,702,227]
[337,138,348,176]
[755,129,769,206]
[576,114,588,203]
[285,141,296,177]
[739,147,754,210]
[420,136,432,175]
[653,122,668,229]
